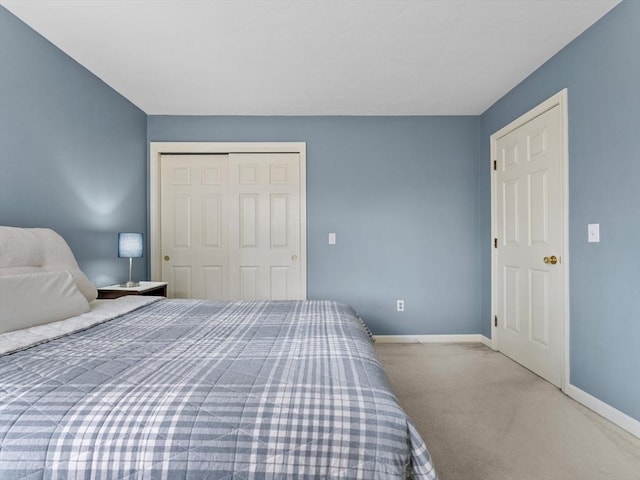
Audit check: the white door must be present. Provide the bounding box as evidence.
[229,153,302,300]
[161,154,229,299]
[160,152,304,300]
[495,104,565,387]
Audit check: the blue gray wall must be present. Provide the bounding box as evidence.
[148,116,481,335]
[0,7,148,286]
[479,0,640,421]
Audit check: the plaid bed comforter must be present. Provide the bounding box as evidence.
[0,300,437,479]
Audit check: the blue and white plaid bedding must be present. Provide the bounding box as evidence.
[0,300,437,479]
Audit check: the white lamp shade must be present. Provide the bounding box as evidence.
[118,233,143,258]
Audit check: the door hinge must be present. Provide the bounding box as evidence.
[494,238,498,248]
[493,160,497,171]
[494,315,498,327]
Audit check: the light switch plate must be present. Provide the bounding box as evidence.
[328,233,336,245]
[588,223,600,243]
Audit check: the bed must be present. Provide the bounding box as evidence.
[0,227,438,479]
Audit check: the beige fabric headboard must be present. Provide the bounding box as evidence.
[0,226,98,302]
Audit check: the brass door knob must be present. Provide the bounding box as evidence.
[543,256,558,265]
[164,255,170,261]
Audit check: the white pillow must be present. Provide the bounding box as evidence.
[46,266,98,302]
[0,271,90,335]
[0,265,98,303]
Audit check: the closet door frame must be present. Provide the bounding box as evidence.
[149,142,307,298]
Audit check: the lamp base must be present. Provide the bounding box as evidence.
[120,281,140,288]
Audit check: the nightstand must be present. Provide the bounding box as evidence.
[97,281,168,299]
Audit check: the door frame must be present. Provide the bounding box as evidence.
[490,89,570,391]
[149,142,307,298]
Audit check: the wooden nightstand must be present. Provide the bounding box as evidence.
[97,281,168,299]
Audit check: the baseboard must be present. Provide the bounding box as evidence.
[566,384,640,440]
[376,334,489,344]
[479,334,492,348]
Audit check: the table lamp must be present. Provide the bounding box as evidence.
[118,232,143,287]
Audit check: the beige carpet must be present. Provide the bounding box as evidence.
[376,342,640,480]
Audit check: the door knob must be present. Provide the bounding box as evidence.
[543,255,558,265]
[164,255,170,261]
[291,255,298,261]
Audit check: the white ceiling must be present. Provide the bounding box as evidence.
[1,0,620,115]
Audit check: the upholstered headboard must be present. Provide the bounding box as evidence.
[0,227,100,335]
[0,226,97,302]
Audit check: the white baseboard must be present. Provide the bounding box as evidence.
[565,384,640,440]
[376,334,491,344]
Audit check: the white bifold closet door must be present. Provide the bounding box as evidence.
[160,153,303,301]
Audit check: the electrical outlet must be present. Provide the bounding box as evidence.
[397,300,404,312]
